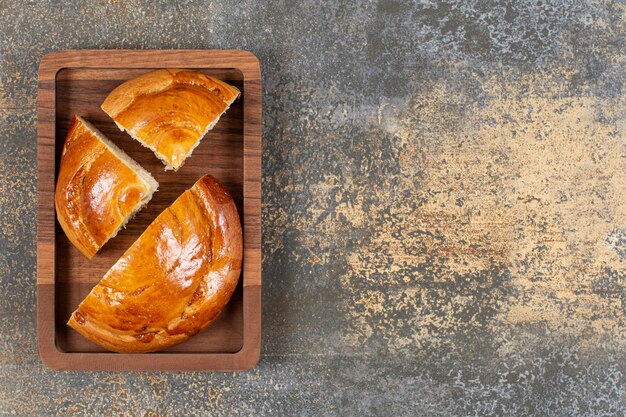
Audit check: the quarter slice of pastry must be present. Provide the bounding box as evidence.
[67,175,243,353]
[55,115,158,259]
[101,69,241,171]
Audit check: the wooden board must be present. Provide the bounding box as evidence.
[37,50,261,371]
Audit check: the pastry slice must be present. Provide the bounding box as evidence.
[67,175,243,353]
[101,69,240,171]
[55,115,158,259]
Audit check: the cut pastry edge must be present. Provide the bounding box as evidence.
[82,116,159,191]
[76,116,159,254]
[112,120,174,170]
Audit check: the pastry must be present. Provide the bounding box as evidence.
[101,69,240,171]
[67,175,243,353]
[54,115,158,259]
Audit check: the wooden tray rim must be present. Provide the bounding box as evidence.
[37,49,261,371]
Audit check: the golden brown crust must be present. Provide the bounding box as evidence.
[101,69,241,170]
[67,175,243,353]
[54,115,153,259]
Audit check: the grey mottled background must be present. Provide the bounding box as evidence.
[1,0,625,415]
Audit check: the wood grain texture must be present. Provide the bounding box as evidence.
[37,50,261,371]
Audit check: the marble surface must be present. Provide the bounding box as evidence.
[0,0,625,415]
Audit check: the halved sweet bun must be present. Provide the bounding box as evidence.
[54,115,158,259]
[101,69,240,171]
[67,175,243,353]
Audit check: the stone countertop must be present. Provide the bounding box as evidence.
[1,1,624,415]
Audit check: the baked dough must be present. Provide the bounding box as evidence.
[54,115,158,259]
[101,69,240,171]
[67,175,243,353]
